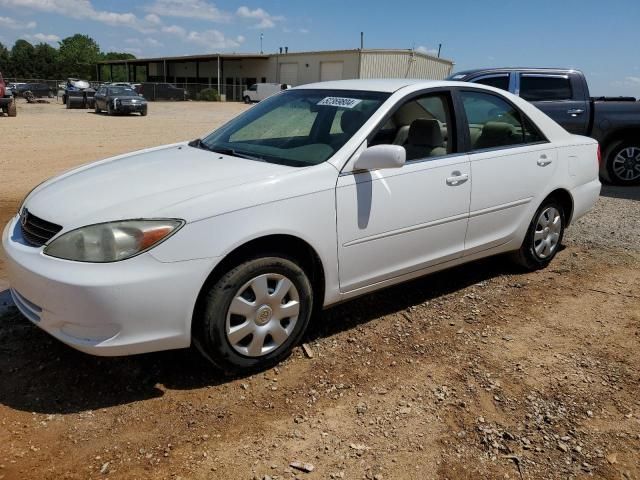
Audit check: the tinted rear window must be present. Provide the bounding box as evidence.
[520,76,573,101]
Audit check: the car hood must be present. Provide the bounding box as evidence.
[23,143,300,229]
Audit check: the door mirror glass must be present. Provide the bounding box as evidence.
[354,145,406,171]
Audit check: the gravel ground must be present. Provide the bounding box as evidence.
[0,99,638,480]
[566,185,640,251]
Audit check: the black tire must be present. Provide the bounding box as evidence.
[243,96,251,104]
[7,100,17,117]
[107,103,113,116]
[512,198,565,271]
[66,96,71,109]
[194,256,314,374]
[140,108,147,116]
[604,140,640,186]
[95,103,101,114]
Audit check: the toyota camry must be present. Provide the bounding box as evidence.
[2,79,600,373]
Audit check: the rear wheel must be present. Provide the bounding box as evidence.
[512,199,565,271]
[107,103,113,115]
[605,140,640,185]
[194,256,313,374]
[94,103,101,113]
[243,96,251,104]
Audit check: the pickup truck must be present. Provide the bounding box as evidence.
[448,68,640,185]
[0,72,17,117]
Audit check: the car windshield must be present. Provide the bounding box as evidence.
[108,87,136,96]
[200,89,389,167]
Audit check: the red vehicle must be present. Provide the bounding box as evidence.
[0,72,17,117]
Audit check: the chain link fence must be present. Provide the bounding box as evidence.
[3,78,249,102]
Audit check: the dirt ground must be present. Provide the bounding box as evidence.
[0,99,638,480]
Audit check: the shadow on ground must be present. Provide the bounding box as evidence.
[600,184,640,201]
[0,255,516,415]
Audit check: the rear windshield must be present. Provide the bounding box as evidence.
[201,89,389,167]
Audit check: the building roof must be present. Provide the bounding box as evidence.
[98,48,453,66]
[97,53,270,64]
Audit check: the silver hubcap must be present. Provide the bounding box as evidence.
[225,273,300,357]
[612,147,640,181]
[533,207,561,259]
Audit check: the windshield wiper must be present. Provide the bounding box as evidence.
[208,147,265,161]
[188,138,213,151]
[189,139,265,162]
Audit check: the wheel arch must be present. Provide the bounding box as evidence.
[600,128,640,153]
[192,233,326,327]
[545,188,574,226]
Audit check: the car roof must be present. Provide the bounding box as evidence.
[293,78,466,93]
[449,67,584,78]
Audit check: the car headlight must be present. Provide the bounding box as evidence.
[44,219,184,262]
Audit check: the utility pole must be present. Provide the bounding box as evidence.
[437,43,442,58]
[260,33,263,54]
[360,32,364,49]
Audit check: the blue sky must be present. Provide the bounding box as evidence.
[1,0,639,96]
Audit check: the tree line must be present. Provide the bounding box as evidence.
[0,34,135,81]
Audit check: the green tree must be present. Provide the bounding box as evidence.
[99,51,136,81]
[33,43,60,79]
[58,34,101,79]
[10,39,35,78]
[0,42,10,75]
[101,52,136,61]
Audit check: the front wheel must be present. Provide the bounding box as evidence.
[512,199,565,271]
[605,141,640,186]
[194,256,313,374]
[243,96,251,104]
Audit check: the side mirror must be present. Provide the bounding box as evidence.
[353,144,406,171]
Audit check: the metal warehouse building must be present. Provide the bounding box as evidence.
[97,48,454,101]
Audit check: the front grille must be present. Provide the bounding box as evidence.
[20,209,62,247]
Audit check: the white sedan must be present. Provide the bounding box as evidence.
[2,79,600,373]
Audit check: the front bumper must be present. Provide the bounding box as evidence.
[116,103,147,113]
[2,215,216,356]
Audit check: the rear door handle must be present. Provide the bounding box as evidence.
[446,172,469,186]
[537,154,552,167]
[567,108,584,116]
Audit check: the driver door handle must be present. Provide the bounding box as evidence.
[446,172,469,186]
[567,108,584,116]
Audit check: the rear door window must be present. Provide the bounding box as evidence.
[519,75,573,101]
[460,90,544,150]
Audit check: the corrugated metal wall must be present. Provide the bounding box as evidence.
[360,51,453,80]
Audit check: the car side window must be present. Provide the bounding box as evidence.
[370,93,454,161]
[460,90,543,151]
[473,75,509,91]
[519,75,572,101]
